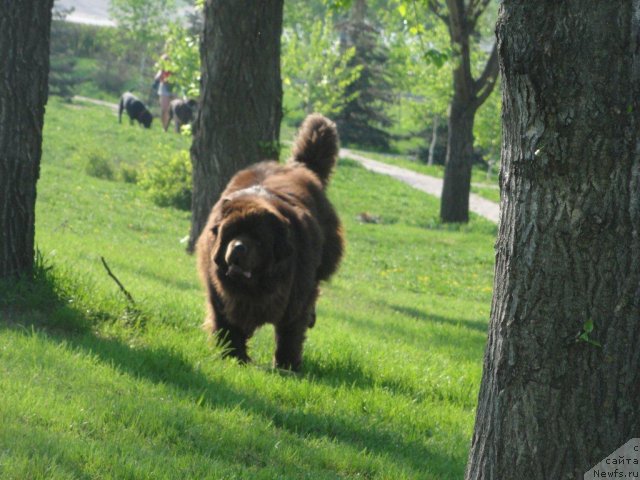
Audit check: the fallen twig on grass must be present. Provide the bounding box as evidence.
[100,256,135,305]
[100,256,146,328]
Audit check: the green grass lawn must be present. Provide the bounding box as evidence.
[0,98,496,479]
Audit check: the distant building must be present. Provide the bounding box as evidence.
[54,0,115,27]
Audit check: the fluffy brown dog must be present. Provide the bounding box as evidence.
[196,114,344,371]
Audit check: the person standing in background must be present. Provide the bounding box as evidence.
[153,54,174,132]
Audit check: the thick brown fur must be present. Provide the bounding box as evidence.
[196,114,343,371]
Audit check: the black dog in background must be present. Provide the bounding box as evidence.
[118,92,153,129]
[168,98,198,132]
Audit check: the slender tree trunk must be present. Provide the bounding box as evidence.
[0,0,53,279]
[466,2,640,479]
[438,0,498,223]
[440,98,475,222]
[188,0,283,252]
[427,115,439,166]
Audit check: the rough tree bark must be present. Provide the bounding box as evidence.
[0,0,53,279]
[188,0,283,252]
[429,0,499,223]
[466,2,640,479]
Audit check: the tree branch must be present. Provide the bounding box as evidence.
[427,0,449,24]
[473,42,499,108]
[467,0,492,30]
[445,0,465,43]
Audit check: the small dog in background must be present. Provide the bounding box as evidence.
[118,92,153,129]
[168,98,198,132]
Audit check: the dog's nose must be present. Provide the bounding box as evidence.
[227,240,247,265]
[232,242,247,257]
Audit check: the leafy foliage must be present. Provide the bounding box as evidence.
[388,10,452,133]
[160,22,201,98]
[139,148,192,210]
[393,0,501,164]
[49,8,80,101]
[282,20,361,119]
[109,0,177,89]
[335,1,394,150]
[82,149,115,181]
[119,164,139,184]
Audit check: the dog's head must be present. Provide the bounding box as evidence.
[209,196,293,292]
[139,110,153,129]
[186,99,198,112]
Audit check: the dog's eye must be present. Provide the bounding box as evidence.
[212,225,219,235]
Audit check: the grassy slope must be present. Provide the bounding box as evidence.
[0,98,496,479]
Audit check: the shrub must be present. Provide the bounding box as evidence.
[84,150,115,180]
[120,164,139,184]
[139,150,192,210]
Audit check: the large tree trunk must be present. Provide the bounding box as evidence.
[466,2,640,479]
[439,98,475,222]
[188,0,283,252]
[0,0,53,279]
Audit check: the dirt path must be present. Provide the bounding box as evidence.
[74,96,119,112]
[340,148,500,224]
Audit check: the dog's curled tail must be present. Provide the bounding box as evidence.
[291,114,339,187]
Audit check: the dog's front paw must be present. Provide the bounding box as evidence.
[221,346,251,365]
[273,354,302,372]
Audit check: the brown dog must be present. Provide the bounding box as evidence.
[196,114,344,371]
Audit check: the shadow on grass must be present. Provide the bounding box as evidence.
[0,271,466,479]
[299,306,483,409]
[302,349,477,409]
[113,259,198,293]
[335,303,486,364]
[388,304,489,334]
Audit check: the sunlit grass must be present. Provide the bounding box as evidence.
[0,98,495,479]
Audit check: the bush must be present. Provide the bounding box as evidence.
[120,165,139,184]
[139,150,192,210]
[84,150,115,180]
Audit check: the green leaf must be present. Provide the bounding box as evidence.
[583,319,594,334]
[577,319,602,348]
[326,0,352,12]
[423,48,449,68]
